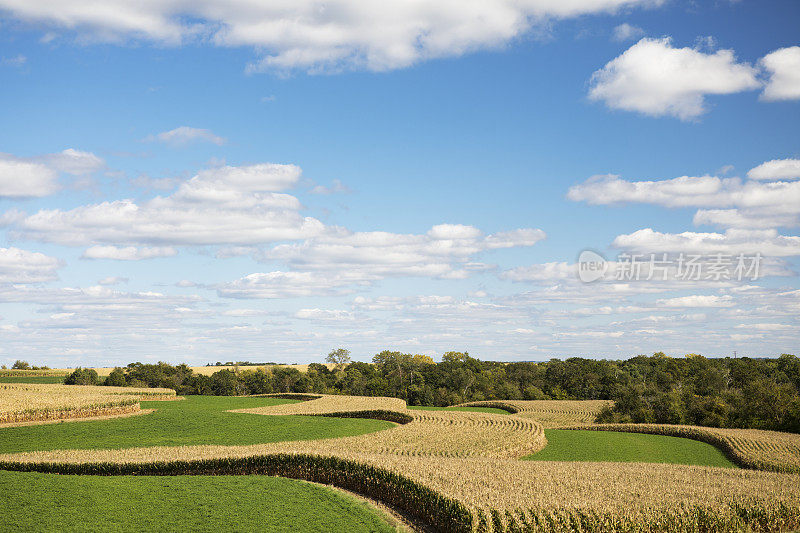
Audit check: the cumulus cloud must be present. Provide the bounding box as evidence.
[612,23,644,42]
[759,46,800,101]
[82,246,178,261]
[261,224,545,280]
[146,126,226,146]
[747,159,800,181]
[0,149,104,198]
[0,0,662,73]
[613,228,800,257]
[7,162,323,247]
[0,156,58,198]
[42,149,105,175]
[588,37,760,120]
[0,247,62,283]
[568,172,800,229]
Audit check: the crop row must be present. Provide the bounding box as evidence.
[0,383,176,424]
[458,399,612,427]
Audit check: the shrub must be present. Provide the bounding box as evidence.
[63,367,99,386]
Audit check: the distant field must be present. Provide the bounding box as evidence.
[408,405,510,415]
[0,470,396,533]
[0,396,394,454]
[525,429,737,468]
[0,376,65,384]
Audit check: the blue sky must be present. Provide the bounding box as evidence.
[0,0,798,366]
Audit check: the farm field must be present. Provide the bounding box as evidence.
[458,399,613,427]
[525,429,737,468]
[0,376,65,384]
[4,393,800,532]
[0,396,395,454]
[0,383,176,424]
[407,405,510,415]
[0,470,398,533]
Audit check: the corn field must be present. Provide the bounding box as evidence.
[0,383,176,424]
[2,392,799,532]
[457,399,613,427]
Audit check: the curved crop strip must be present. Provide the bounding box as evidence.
[454,401,520,414]
[5,394,800,532]
[0,383,176,424]
[311,410,415,424]
[458,400,612,427]
[564,424,800,474]
[0,454,473,533]
[240,393,408,416]
[233,396,547,459]
[0,402,140,425]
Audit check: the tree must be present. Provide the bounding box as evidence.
[11,360,30,370]
[63,367,99,385]
[103,368,127,387]
[326,348,351,371]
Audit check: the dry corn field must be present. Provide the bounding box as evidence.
[458,399,613,427]
[0,383,176,424]
[4,392,800,531]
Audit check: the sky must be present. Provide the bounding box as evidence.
[0,0,798,367]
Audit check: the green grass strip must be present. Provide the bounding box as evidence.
[0,470,396,533]
[0,396,394,454]
[524,429,737,468]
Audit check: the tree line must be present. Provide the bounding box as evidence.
[60,350,800,434]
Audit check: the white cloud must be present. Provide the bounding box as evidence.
[501,262,573,282]
[588,37,760,120]
[294,308,355,321]
[146,126,226,146]
[611,23,644,42]
[568,173,800,229]
[310,179,350,195]
[97,276,128,286]
[0,0,662,73]
[261,224,544,280]
[614,228,800,257]
[0,156,58,198]
[82,245,178,261]
[759,46,800,101]
[657,294,734,308]
[0,149,105,198]
[747,159,800,181]
[218,271,367,299]
[0,247,62,283]
[7,162,324,248]
[1,54,26,67]
[692,209,798,230]
[735,323,796,331]
[42,149,105,175]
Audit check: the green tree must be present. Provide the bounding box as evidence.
[103,368,127,387]
[326,348,351,371]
